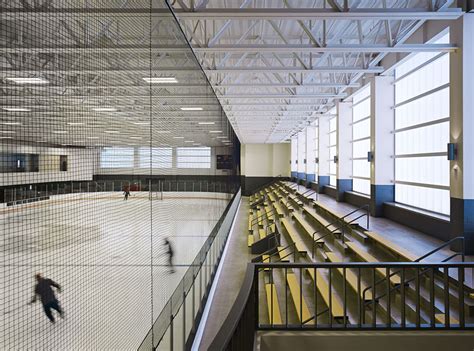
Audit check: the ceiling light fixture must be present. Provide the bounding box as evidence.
[3,107,31,112]
[1,131,16,134]
[143,77,178,84]
[93,108,117,112]
[6,77,49,84]
[180,107,203,111]
[2,122,21,125]
[52,130,67,134]
[156,131,170,134]
[184,140,194,143]
[104,130,120,134]
[133,122,149,125]
[0,137,13,139]
[173,136,185,139]
[67,122,84,125]
[198,122,215,125]
[209,131,222,133]
[87,136,99,139]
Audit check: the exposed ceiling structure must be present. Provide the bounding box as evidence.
[170,0,461,143]
[0,1,235,149]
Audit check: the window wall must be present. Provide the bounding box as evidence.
[329,108,337,186]
[177,147,211,168]
[306,124,317,182]
[394,31,450,215]
[139,147,173,168]
[297,130,306,178]
[352,85,371,195]
[313,120,319,181]
[100,147,134,168]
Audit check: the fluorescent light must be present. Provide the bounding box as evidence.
[87,136,99,139]
[3,107,31,112]
[198,122,215,125]
[130,136,142,139]
[0,137,13,139]
[2,122,21,125]
[93,108,117,112]
[1,131,16,134]
[216,136,227,139]
[52,130,67,134]
[67,122,84,126]
[104,130,120,134]
[184,140,194,143]
[209,131,222,133]
[143,77,178,83]
[156,130,170,134]
[6,77,49,84]
[173,136,184,139]
[133,122,149,125]
[180,107,203,111]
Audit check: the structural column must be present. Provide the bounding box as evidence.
[317,116,330,193]
[370,75,395,217]
[336,101,353,202]
[450,15,474,254]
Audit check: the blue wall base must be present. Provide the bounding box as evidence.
[370,184,395,217]
[336,179,353,202]
[451,197,474,255]
[317,176,330,194]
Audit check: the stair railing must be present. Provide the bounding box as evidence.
[338,204,370,230]
[311,220,345,258]
[360,236,466,322]
[253,243,297,264]
[251,207,276,226]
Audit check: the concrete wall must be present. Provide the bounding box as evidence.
[0,144,98,186]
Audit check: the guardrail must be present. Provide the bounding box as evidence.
[138,188,241,351]
[210,261,474,350]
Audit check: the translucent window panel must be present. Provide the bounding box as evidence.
[353,119,370,140]
[395,54,449,103]
[177,147,211,168]
[330,175,337,187]
[353,85,370,104]
[395,122,449,155]
[395,32,449,78]
[329,145,337,186]
[306,127,316,176]
[395,156,449,186]
[330,118,337,132]
[395,184,450,215]
[329,131,337,146]
[353,99,371,122]
[353,139,370,159]
[353,178,370,195]
[395,87,449,130]
[100,147,134,168]
[291,138,298,172]
[353,159,370,178]
[314,125,319,178]
[139,147,172,168]
[297,131,306,173]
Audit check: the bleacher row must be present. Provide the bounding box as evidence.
[247,181,467,327]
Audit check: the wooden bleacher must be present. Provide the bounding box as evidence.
[286,272,311,323]
[281,219,307,255]
[272,202,285,218]
[346,241,401,285]
[325,252,372,302]
[292,212,315,240]
[364,231,418,262]
[247,235,254,247]
[265,283,283,325]
[277,246,291,262]
[306,268,346,320]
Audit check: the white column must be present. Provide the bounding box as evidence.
[450,15,474,254]
[336,101,353,201]
[317,116,330,192]
[370,75,395,216]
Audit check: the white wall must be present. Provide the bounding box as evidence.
[241,143,290,177]
[0,144,99,186]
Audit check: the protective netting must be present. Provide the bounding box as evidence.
[0,1,239,349]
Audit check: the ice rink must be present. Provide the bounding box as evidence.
[1,191,230,350]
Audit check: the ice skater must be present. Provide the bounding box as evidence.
[29,273,64,323]
[164,238,175,274]
[123,185,131,200]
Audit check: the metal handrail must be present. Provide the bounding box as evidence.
[338,204,370,230]
[360,236,466,320]
[251,206,276,226]
[311,218,344,258]
[255,243,297,264]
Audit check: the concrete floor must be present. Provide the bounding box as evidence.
[1,191,230,350]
